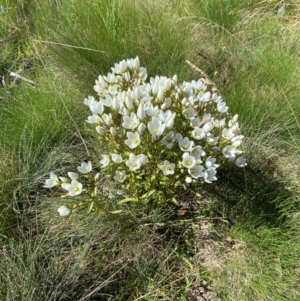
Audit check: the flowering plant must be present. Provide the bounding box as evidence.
[44,57,246,216]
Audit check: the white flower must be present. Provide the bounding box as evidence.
[217,101,228,113]
[101,94,113,107]
[191,127,205,140]
[44,172,59,188]
[89,101,104,115]
[203,168,217,183]
[205,156,219,170]
[103,73,121,84]
[100,155,110,167]
[198,91,211,102]
[112,59,128,73]
[165,112,176,129]
[77,161,92,174]
[113,170,127,183]
[148,119,165,138]
[68,172,79,180]
[161,97,172,110]
[125,153,142,171]
[176,133,183,142]
[57,206,71,217]
[203,122,213,132]
[159,160,175,175]
[112,154,122,163]
[127,56,140,69]
[96,126,105,136]
[139,67,147,80]
[235,157,247,167]
[212,93,222,104]
[179,137,194,152]
[214,118,226,128]
[222,128,235,140]
[59,176,68,183]
[188,164,205,179]
[146,104,159,117]
[206,134,218,145]
[183,107,196,119]
[190,118,200,128]
[61,180,83,196]
[86,114,101,124]
[191,146,206,160]
[161,131,175,149]
[94,76,108,96]
[222,146,236,159]
[84,95,97,106]
[119,104,130,116]
[122,112,140,130]
[125,132,141,149]
[182,153,196,169]
[231,135,244,148]
[101,113,113,126]
[191,79,205,91]
[138,154,148,165]
[228,114,239,127]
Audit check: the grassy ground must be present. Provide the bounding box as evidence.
[1,0,300,300]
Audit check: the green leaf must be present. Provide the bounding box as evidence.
[87,201,94,213]
[109,210,123,214]
[140,189,156,199]
[117,197,138,205]
[171,197,178,205]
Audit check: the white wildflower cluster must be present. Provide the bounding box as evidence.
[43,161,94,216]
[86,57,246,183]
[44,57,247,214]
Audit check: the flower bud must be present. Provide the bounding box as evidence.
[96,126,105,136]
[181,97,188,106]
[185,177,192,183]
[57,206,71,217]
[110,127,117,136]
[125,95,133,110]
[161,98,172,110]
[137,103,146,119]
[138,123,146,133]
[166,113,175,129]
[157,89,164,101]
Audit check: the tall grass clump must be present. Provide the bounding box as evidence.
[30,0,194,85]
[0,197,199,300]
[178,1,300,299]
[191,0,244,34]
[0,0,39,72]
[204,222,300,301]
[191,1,300,137]
[0,70,89,215]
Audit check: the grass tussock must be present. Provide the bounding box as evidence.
[1,0,300,300]
[30,0,195,83]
